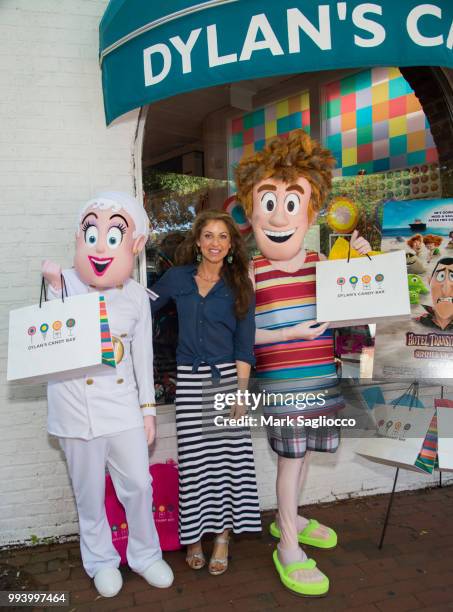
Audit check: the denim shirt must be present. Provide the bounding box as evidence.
[149,265,255,376]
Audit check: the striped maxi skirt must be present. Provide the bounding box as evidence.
[175,363,262,545]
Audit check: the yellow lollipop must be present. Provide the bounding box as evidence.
[326,197,359,233]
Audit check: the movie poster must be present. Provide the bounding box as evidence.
[373,199,453,379]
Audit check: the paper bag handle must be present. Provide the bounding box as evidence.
[392,381,419,412]
[39,274,68,308]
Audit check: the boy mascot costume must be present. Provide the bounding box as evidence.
[41,192,173,598]
[235,131,370,596]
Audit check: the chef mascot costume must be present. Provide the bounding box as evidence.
[41,192,173,598]
[235,131,370,597]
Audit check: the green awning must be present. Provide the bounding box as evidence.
[100,0,453,124]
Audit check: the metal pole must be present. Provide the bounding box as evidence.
[378,467,400,549]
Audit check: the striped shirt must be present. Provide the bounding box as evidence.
[253,252,337,382]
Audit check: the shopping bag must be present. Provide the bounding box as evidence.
[436,399,453,472]
[151,461,180,551]
[7,284,115,382]
[105,461,181,564]
[316,250,410,328]
[355,403,435,472]
[413,411,437,474]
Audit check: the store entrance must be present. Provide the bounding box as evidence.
[142,65,453,402]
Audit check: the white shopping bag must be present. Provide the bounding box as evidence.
[437,401,453,472]
[7,292,115,383]
[316,250,410,328]
[355,404,435,472]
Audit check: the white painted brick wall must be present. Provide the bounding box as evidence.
[0,0,140,546]
[1,0,452,548]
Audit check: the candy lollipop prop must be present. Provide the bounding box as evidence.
[66,318,75,336]
[223,195,252,235]
[40,323,49,341]
[349,275,359,291]
[28,326,36,345]
[327,197,359,234]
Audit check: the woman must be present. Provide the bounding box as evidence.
[150,210,261,575]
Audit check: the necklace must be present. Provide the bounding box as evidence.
[196,269,220,283]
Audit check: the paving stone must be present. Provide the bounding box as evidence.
[1,485,452,611]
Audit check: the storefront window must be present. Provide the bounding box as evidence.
[321,67,438,177]
[143,67,447,391]
[228,91,310,179]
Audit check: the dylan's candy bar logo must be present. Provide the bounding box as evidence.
[27,319,77,349]
[377,418,412,440]
[336,273,385,297]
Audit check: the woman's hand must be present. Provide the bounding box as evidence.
[350,229,371,255]
[42,259,62,290]
[143,415,156,445]
[283,321,329,341]
[229,401,247,419]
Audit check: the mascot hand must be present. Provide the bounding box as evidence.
[143,415,156,446]
[41,259,62,290]
[350,229,371,255]
[283,320,329,341]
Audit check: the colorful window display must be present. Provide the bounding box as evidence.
[229,92,310,179]
[323,67,438,177]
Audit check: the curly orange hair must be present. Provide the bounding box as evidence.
[407,234,423,249]
[423,234,442,247]
[234,129,335,222]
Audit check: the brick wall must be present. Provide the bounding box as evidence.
[0,0,140,545]
[1,2,452,547]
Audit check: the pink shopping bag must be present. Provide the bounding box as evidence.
[105,460,181,564]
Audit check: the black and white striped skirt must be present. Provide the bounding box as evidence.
[175,363,262,545]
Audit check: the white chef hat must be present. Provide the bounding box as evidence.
[77,191,150,240]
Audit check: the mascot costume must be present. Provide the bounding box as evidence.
[235,131,370,596]
[41,192,173,598]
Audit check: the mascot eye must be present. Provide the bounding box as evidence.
[285,193,300,215]
[411,277,418,284]
[84,225,98,246]
[260,192,277,213]
[107,226,124,249]
[449,271,453,282]
[436,270,446,282]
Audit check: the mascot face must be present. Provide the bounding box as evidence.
[74,206,144,288]
[251,176,312,261]
[430,260,453,326]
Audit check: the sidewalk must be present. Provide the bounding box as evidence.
[1,485,453,611]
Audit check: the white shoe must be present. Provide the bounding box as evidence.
[141,559,174,588]
[93,567,123,598]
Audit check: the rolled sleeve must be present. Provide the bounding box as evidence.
[233,297,256,366]
[131,288,156,416]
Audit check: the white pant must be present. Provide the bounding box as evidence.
[59,427,162,578]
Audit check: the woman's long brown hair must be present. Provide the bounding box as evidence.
[175,210,253,319]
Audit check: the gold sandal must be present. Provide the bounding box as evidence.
[186,548,206,570]
[208,536,230,576]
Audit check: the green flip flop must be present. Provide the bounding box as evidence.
[269,519,337,549]
[272,549,329,597]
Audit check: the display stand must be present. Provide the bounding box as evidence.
[378,383,444,549]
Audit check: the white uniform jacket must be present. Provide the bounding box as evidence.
[47,268,156,440]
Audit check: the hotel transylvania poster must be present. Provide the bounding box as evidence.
[373,198,453,379]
